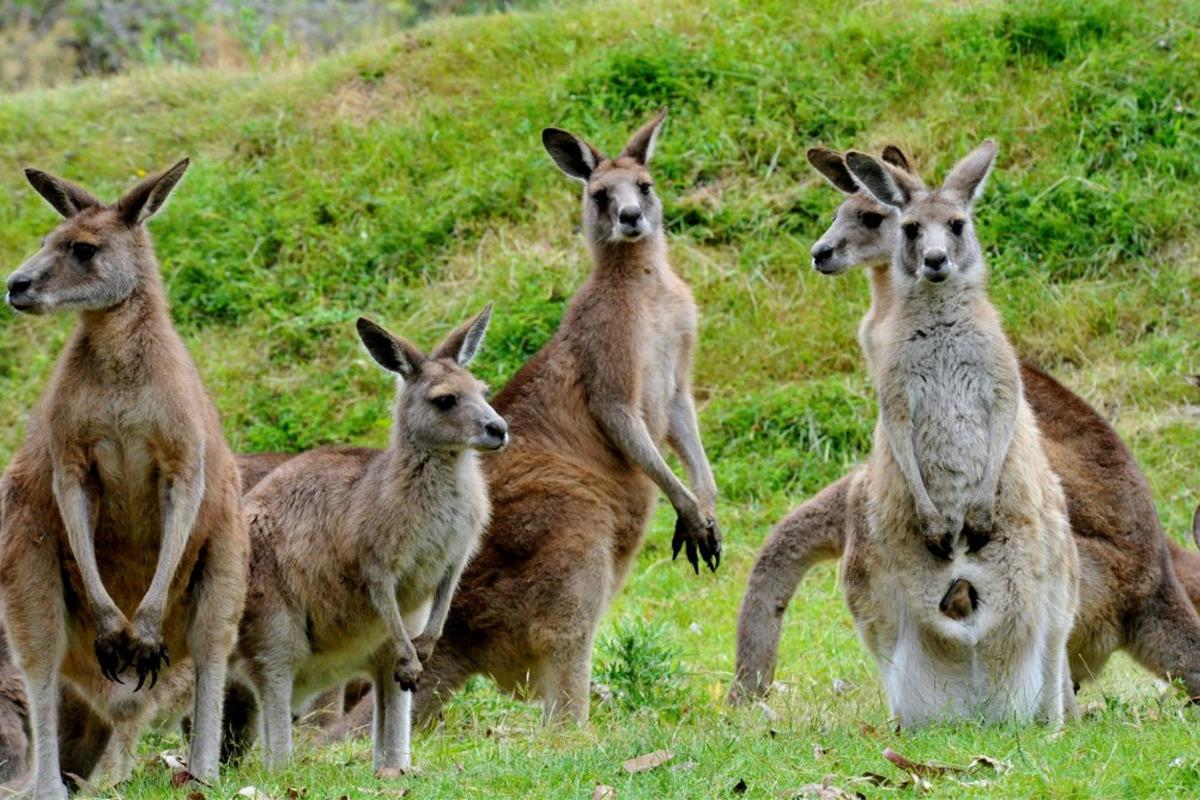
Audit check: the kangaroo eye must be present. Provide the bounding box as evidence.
[431,395,458,412]
[592,189,609,210]
[861,212,884,229]
[71,242,97,262]
[903,222,920,241]
[638,182,652,196]
[949,218,966,236]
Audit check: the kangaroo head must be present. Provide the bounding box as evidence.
[846,140,997,289]
[6,159,189,315]
[807,145,917,275]
[357,304,508,454]
[542,108,667,247]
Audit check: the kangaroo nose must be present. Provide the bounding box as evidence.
[618,206,643,226]
[485,420,508,440]
[7,275,32,296]
[923,251,948,270]
[812,243,834,267]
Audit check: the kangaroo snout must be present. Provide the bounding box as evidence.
[811,243,836,271]
[478,416,509,451]
[922,249,949,282]
[618,205,643,226]
[5,272,36,310]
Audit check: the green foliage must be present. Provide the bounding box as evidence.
[595,617,687,713]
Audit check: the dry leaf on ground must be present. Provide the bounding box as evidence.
[798,775,866,799]
[622,750,674,774]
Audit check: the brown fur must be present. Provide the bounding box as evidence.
[0,162,248,798]
[0,450,287,787]
[232,308,502,771]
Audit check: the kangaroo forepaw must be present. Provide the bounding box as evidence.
[394,656,422,692]
[411,632,437,664]
[94,631,127,684]
[924,530,954,561]
[125,634,170,692]
[962,523,991,554]
[672,514,721,574]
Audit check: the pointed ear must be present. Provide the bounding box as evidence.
[881,144,913,174]
[620,107,667,165]
[432,303,492,366]
[117,158,189,226]
[845,151,922,209]
[543,128,603,182]
[24,168,100,218]
[806,147,859,194]
[356,317,425,379]
[942,139,998,206]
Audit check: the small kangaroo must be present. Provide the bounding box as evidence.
[233,306,503,772]
[730,146,1200,705]
[842,140,1078,725]
[0,161,248,797]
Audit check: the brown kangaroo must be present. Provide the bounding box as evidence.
[730,145,1200,704]
[338,109,721,727]
[0,161,248,798]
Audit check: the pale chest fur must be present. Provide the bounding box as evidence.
[880,307,1004,515]
[385,457,489,610]
[636,273,695,444]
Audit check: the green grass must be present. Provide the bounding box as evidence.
[1,0,1199,796]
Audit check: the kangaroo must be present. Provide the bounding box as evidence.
[323,109,721,729]
[232,306,503,772]
[0,161,248,798]
[838,140,1079,725]
[731,147,1200,705]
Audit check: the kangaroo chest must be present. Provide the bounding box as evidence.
[75,405,173,544]
[635,292,692,444]
[895,318,994,501]
[389,499,482,608]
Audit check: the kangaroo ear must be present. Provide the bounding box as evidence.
[620,107,667,165]
[881,144,914,175]
[942,139,998,206]
[543,128,603,182]
[806,147,859,194]
[432,303,492,366]
[117,158,189,226]
[24,168,100,218]
[845,151,922,209]
[356,317,425,379]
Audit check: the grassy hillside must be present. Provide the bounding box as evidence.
[1,0,1199,797]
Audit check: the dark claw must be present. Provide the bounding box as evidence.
[130,641,169,693]
[925,532,954,561]
[94,636,126,685]
[963,524,990,554]
[705,519,722,572]
[686,538,699,575]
